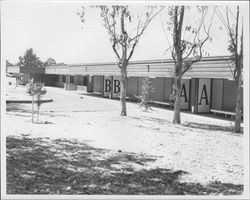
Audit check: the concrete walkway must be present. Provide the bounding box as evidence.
[6,85,53,104]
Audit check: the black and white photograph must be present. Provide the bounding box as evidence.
[1,0,249,199]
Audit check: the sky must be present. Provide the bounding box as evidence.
[1,1,247,65]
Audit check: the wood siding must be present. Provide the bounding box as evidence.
[127,77,138,98]
[222,80,243,112]
[44,56,235,80]
[211,79,223,110]
[164,78,172,102]
[150,78,165,102]
[93,76,103,94]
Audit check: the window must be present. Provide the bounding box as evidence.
[55,75,59,82]
[83,76,88,86]
[62,75,66,83]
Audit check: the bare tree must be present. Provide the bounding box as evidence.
[138,77,154,111]
[79,5,164,116]
[164,6,214,124]
[28,81,47,123]
[215,6,243,133]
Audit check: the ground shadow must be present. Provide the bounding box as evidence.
[6,103,31,113]
[6,135,243,195]
[129,116,171,125]
[6,103,72,118]
[182,122,243,134]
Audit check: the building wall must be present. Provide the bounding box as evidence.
[190,79,196,112]
[137,77,145,98]
[222,80,243,112]
[223,80,235,111]
[44,74,59,86]
[197,78,211,113]
[164,78,172,103]
[211,79,223,110]
[150,77,165,102]
[75,75,84,85]
[127,77,138,99]
[93,76,104,94]
[28,55,243,115]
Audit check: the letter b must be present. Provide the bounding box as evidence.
[113,80,120,93]
[105,79,111,92]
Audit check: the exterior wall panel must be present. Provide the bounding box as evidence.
[112,76,121,99]
[93,76,104,94]
[164,78,172,102]
[127,77,138,98]
[150,78,164,102]
[190,79,196,112]
[137,77,145,97]
[103,76,112,97]
[223,80,236,112]
[211,79,223,110]
[197,79,211,113]
[180,79,190,110]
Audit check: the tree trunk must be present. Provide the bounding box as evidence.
[120,66,127,116]
[32,95,34,123]
[234,6,242,133]
[172,6,184,124]
[235,74,242,133]
[37,95,40,123]
[173,74,182,124]
[37,106,39,124]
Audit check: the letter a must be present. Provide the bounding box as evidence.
[199,84,209,105]
[181,83,188,102]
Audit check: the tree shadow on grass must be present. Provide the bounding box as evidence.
[6,135,243,195]
[130,116,168,125]
[182,122,243,134]
[6,103,71,118]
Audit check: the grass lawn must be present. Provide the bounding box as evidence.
[7,135,243,195]
[5,86,244,195]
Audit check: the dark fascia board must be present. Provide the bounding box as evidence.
[20,66,45,74]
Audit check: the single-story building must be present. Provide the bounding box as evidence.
[7,56,243,115]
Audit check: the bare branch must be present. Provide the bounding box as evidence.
[129,6,165,43]
[112,42,121,61]
[127,42,137,61]
[182,43,197,60]
[172,51,176,64]
[215,7,230,34]
[182,7,213,61]
[192,7,207,44]
[127,6,165,61]
[228,7,237,20]
[226,7,236,49]
[102,8,117,40]
[233,6,240,79]
[161,14,174,54]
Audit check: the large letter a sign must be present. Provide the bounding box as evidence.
[180,79,190,109]
[198,79,211,113]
